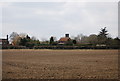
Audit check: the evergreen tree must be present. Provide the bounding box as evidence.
[97,27,108,44]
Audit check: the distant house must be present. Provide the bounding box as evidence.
[0,35,9,47]
[58,34,71,45]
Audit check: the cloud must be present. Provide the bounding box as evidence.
[1,2,118,40]
[0,0,119,2]
[35,9,64,16]
[0,2,13,8]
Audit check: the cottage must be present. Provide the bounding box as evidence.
[0,35,9,47]
[59,34,71,45]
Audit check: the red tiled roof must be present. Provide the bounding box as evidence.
[59,37,70,42]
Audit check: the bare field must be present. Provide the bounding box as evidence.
[2,49,118,79]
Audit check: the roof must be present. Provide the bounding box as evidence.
[59,37,70,42]
[0,39,8,42]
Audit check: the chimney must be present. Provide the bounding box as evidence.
[7,35,8,41]
[7,35,9,44]
[65,34,69,37]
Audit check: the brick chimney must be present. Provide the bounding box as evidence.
[65,34,69,37]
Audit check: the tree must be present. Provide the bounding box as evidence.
[9,32,19,40]
[88,34,98,45]
[19,34,34,47]
[73,40,77,44]
[113,37,120,45]
[9,32,21,45]
[26,35,30,39]
[98,27,108,38]
[41,38,47,42]
[19,33,27,39]
[50,36,54,45]
[80,35,89,44]
[31,36,37,40]
[97,27,108,44]
[19,38,28,46]
[75,34,84,43]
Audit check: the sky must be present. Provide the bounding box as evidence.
[0,1,118,40]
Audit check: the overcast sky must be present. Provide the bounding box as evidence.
[0,2,118,40]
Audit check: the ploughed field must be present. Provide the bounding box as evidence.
[2,49,118,79]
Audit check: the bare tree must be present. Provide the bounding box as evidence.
[31,36,37,40]
[9,32,20,45]
[19,33,27,39]
[88,34,98,45]
[76,34,84,43]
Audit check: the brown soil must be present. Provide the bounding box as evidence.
[2,49,118,79]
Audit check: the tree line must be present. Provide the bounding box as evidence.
[8,27,120,49]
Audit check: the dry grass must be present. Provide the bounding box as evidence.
[2,49,118,79]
